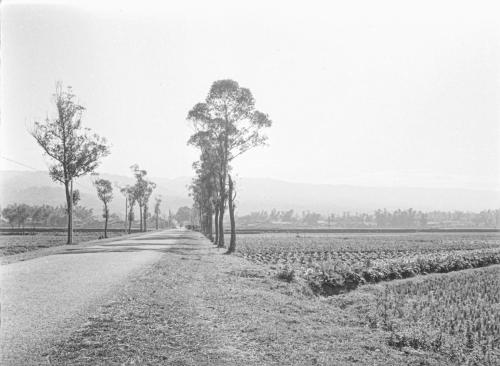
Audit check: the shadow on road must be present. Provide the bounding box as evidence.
[57,230,211,256]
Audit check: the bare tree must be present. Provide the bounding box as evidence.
[31,82,109,244]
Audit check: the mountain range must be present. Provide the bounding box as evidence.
[0,170,499,217]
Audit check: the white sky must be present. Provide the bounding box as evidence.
[1,0,499,190]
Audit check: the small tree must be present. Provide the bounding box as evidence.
[94,179,113,238]
[154,196,162,230]
[1,204,30,232]
[175,206,192,226]
[31,82,109,244]
[2,204,19,228]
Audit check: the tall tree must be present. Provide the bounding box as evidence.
[187,79,272,253]
[130,164,156,232]
[188,148,219,242]
[94,178,113,238]
[121,185,137,233]
[31,82,109,244]
[142,181,155,232]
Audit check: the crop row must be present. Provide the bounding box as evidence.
[235,233,500,293]
[367,266,500,365]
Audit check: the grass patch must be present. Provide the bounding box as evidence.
[46,245,449,365]
[276,267,295,282]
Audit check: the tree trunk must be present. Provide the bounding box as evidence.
[218,174,226,247]
[218,199,225,247]
[226,175,236,254]
[65,180,73,244]
[128,208,133,233]
[104,204,108,239]
[156,213,159,230]
[214,205,219,245]
[207,210,213,241]
[143,206,147,232]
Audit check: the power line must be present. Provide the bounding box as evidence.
[0,155,94,191]
[0,155,40,171]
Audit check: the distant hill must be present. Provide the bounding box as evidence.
[0,170,192,218]
[1,170,499,217]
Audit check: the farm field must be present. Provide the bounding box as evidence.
[234,232,500,363]
[364,265,500,364]
[235,232,500,293]
[0,231,126,256]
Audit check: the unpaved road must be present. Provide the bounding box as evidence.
[0,229,204,365]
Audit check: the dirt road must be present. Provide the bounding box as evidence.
[0,229,203,365]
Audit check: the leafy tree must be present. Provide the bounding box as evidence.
[175,206,192,226]
[121,185,137,233]
[30,206,43,228]
[73,206,95,225]
[2,205,19,228]
[154,196,162,230]
[94,178,113,238]
[1,204,30,230]
[130,164,156,232]
[31,82,109,243]
[189,147,219,242]
[187,79,272,252]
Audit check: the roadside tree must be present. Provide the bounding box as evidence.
[94,178,113,238]
[31,82,109,244]
[187,79,272,253]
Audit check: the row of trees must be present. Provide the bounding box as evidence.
[30,82,162,243]
[1,201,174,232]
[118,165,158,234]
[236,208,500,228]
[186,80,272,253]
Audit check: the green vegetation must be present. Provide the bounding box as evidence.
[237,208,500,228]
[93,178,114,238]
[366,266,500,365]
[1,203,103,229]
[187,79,272,252]
[236,233,500,293]
[119,164,157,233]
[31,82,110,244]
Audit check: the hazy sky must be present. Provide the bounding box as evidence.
[1,0,499,190]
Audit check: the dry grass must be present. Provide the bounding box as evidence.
[46,242,449,365]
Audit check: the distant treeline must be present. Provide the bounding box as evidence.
[236,208,500,228]
[0,203,117,228]
[0,203,180,229]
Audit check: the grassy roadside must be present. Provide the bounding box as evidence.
[46,239,449,365]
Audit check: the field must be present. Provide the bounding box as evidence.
[234,232,500,362]
[0,231,126,256]
[235,232,500,294]
[366,266,500,364]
